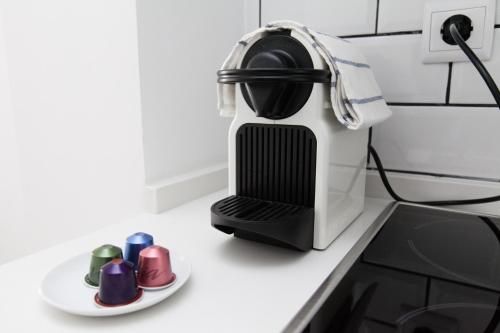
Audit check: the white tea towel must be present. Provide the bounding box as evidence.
[217,20,392,130]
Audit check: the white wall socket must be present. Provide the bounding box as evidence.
[422,0,496,63]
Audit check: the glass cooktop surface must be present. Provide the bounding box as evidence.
[320,203,500,333]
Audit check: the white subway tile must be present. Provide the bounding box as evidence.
[261,0,377,36]
[378,0,427,33]
[450,30,500,104]
[497,0,500,24]
[350,35,448,103]
[370,106,500,180]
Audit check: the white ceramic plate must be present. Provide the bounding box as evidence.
[39,251,191,316]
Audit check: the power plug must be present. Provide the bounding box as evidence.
[421,0,496,63]
[441,14,473,45]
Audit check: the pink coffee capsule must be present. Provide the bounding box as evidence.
[137,245,176,289]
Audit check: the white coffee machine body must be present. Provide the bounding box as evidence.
[225,30,368,250]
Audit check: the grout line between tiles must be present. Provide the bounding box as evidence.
[374,0,380,34]
[258,0,262,27]
[343,27,497,40]
[366,167,500,183]
[341,30,422,39]
[387,102,498,108]
[445,62,453,104]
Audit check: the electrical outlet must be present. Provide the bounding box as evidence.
[422,0,496,63]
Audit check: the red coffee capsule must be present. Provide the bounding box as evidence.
[137,245,176,290]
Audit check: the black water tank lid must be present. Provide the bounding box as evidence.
[217,30,330,120]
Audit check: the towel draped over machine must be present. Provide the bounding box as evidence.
[217,20,392,130]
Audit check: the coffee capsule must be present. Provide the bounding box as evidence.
[94,259,143,307]
[84,244,123,288]
[137,245,176,289]
[124,232,154,270]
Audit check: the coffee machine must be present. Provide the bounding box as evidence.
[211,29,368,251]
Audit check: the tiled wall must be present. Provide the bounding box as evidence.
[246,0,500,186]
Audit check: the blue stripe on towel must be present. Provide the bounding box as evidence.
[319,49,370,69]
[345,96,384,105]
[342,113,354,122]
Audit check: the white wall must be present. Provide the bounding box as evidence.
[259,0,500,213]
[0,11,24,257]
[136,0,243,185]
[0,0,145,264]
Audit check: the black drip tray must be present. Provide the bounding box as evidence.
[211,195,314,251]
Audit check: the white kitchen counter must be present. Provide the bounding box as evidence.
[0,191,392,333]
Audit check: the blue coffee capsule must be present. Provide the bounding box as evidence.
[124,232,154,270]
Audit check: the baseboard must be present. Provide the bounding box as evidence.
[144,163,228,214]
[144,166,500,215]
[366,170,500,216]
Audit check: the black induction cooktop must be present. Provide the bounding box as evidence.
[310,203,500,333]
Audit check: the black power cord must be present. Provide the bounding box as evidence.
[369,145,500,206]
[370,16,500,206]
[445,19,500,107]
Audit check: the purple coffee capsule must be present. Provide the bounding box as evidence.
[94,259,143,307]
